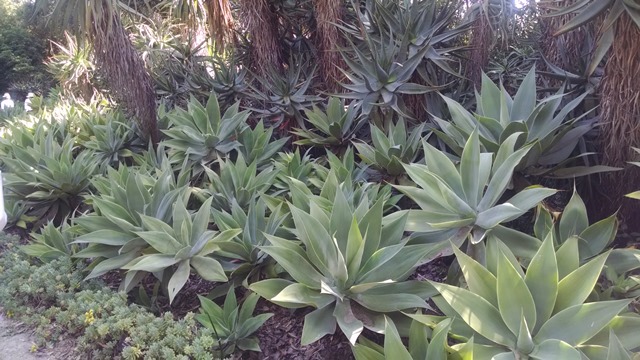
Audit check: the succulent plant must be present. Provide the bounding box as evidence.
[292,97,365,148]
[162,93,247,178]
[394,130,556,253]
[429,236,639,359]
[250,186,438,345]
[354,118,425,178]
[434,68,617,178]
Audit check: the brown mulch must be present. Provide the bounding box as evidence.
[409,257,450,283]
[242,300,354,360]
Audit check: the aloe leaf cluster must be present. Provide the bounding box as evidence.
[435,68,617,178]
[162,93,248,177]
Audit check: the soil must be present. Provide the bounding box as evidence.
[243,301,353,360]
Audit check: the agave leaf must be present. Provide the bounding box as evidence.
[556,237,580,279]
[460,130,481,208]
[168,260,190,304]
[534,300,631,346]
[334,299,364,345]
[453,245,498,305]
[191,255,227,282]
[124,254,180,272]
[497,250,536,335]
[559,189,589,242]
[382,317,413,360]
[260,245,324,288]
[421,318,449,359]
[524,234,559,332]
[301,305,337,346]
[529,339,582,360]
[430,281,516,347]
[554,252,609,313]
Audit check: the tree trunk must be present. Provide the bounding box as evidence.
[539,0,589,75]
[596,13,640,227]
[238,0,282,73]
[313,0,345,91]
[465,9,492,87]
[205,0,234,53]
[92,9,159,145]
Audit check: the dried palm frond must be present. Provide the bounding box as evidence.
[92,6,159,144]
[204,0,234,52]
[314,0,345,91]
[238,0,282,73]
[601,15,640,194]
[539,0,596,77]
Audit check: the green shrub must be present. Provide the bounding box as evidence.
[2,129,98,224]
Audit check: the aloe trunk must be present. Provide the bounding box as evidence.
[238,0,282,73]
[596,13,640,228]
[313,0,345,92]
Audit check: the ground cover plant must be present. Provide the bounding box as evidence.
[1,0,640,359]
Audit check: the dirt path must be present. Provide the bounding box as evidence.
[0,313,48,360]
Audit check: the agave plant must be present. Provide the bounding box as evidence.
[210,60,249,108]
[162,93,248,177]
[235,121,288,169]
[292,97,365,148]
[246,59,321,128]
[194,154,279,212]
[534,189,618,261]
[362,0,468,77]
[73,166,188,285]
[272,150,316,192]
[250,188,438,345]
[82,112,145,169]
[312,148,370,189]
[2,132,98,224]
[395,130,556,255]
[434,68,616,178]
[351,316,452,360]
[354,118,425,178]
[338,34,432,119]
[429,236,640,359]
[22,220,78,262]
[122,197,240,304]
[196,289,272,356]
[211,198,287,281]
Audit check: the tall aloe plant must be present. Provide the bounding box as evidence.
[434,68,616,179]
